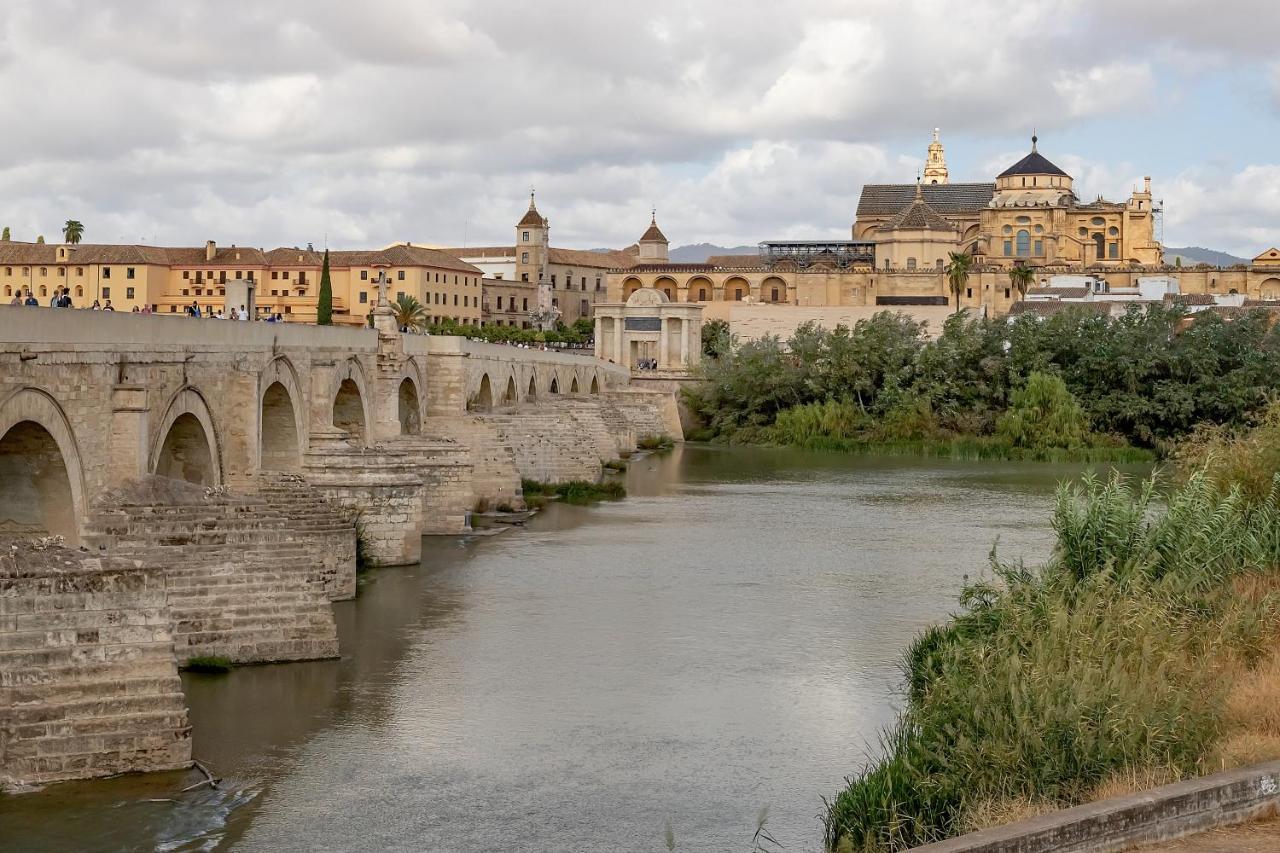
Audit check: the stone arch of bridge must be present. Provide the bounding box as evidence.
[259,356,305,473]
[503,374,518,406]
[150,386,223,487]
[470,373,494,412]
[549,374,560,395]
[591,375,600,395]
[570,375,580,394]
[0,387,87,545]
[527,374,538,401]
[398,376,422,435]
[331,357,372,445]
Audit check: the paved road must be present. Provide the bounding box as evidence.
[1137,818,1280,851]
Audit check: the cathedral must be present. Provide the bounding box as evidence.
[604,130,1280,329]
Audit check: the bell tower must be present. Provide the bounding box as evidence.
[515,190,548,284]
[923,128,949,185]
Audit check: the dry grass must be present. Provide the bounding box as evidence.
[960,797,1057,833]
[1089,766,1185,803]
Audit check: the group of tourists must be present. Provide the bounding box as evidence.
[5,291,286,322]
[7,287,116,311]
[635,357,659,370]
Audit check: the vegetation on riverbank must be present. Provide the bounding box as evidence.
[636,434,675,452]
[684,305,1280,462]
[822,407,1280,852]
[520,478,626,506]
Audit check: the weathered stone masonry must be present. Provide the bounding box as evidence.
[0,307,675,788]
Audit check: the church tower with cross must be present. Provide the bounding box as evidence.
[923,128,949,185]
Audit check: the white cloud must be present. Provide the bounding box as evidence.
[0,0,1275,254]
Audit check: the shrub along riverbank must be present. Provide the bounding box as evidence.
[685,305,1280,462]
[822,405,1280,852]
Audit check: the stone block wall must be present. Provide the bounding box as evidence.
[0,542,191,789]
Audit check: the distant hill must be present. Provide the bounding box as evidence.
[1165,246,1249,266]
[669,243,758,263]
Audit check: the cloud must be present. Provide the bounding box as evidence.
[0,0,1275,254]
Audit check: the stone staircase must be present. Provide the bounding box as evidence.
[83,477,348,666]
[0,542,191,789]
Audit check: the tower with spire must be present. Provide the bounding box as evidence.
[637,210,669,263]
[514,190,549,284]
[923,128,949,185]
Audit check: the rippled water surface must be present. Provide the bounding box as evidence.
[0,446,1127,852]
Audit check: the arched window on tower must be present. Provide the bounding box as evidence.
[906,257,917,270]
[1016,230,1030,257]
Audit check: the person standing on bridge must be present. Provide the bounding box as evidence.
[23,290,38,306]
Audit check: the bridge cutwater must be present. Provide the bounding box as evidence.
[0,305,678,789]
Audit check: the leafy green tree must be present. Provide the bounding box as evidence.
[946,252,972,313]
[1007,264,1035,300]
[62,220,84,245]
[701,318,731,358]
[392,294,427,332]
[1,226,9,241]
[996,371,1089,449]
[36,235,45,244]
[316,250,333,325]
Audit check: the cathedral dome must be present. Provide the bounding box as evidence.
[998,135,1070,179]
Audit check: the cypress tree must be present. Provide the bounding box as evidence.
[1,226,9,241]
[317,249,333,325]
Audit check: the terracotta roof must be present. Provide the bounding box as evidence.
[332,245,481,273]
[165,246,267,265]
[998,139,1070,178]
[0,243,175,265]
[547,247,638,269]
[444,246,515,260]
[858,183,995,216]
[517,195,546,228]
[1007,300,1110,317]
[1028,287,1089,299]
[879,191,955,232]
[639,216,667,243]
[705,254,763,268]
[1165,293,1216,306]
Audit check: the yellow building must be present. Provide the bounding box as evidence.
[607,132,1280,323]
[0,239,484,325]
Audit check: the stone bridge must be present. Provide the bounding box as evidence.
[0,306,677,789]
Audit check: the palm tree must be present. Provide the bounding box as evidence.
[1008,264,1035,301]
[62,220,84,245]
[392,294,427,333]
[946,251,972,313]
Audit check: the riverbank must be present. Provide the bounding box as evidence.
[822,409,1280,852]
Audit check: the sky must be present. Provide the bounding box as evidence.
[1,0,1278,257]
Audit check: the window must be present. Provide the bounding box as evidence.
[39,267,47,277]
[463,295,468,307]
[1016,215,1031,224]
[550,274,556,286]
[1003,240,1013,256]
[359,291,367,304]
[397,270,405,281]
[1016,230,1030,257]
[57,268,65,277]
[522,298,528,311]
[76,267,83,277]
[771,288,779,301]
[219,272,226,283]
[581,277,587,288]
[1078,227,1088,237]
[1005,288,1011,299]
[580,299,589,315]
[182,289,190,296]
[453,294,458,306]
[103,267,111,279]
[21,267,28,275]
[497,296,504,309]
[966,287,972,298]
[1033,225,1044,234]
[454,275,458,284]
[906,257,917,270]
[272,271,279,280]
[397,291,405,301]
[698,288,707,300]
[170,305,177,313]
[1108,226,1119,236]
[3,267,9,276]
[361,270,368,280]
[936,258,944,270]
[1034,240,1043,256]
[523,230,530,242]
[521,273,529,282]
[1108,242,1119,259]
[235,270,242,279]
[126,267,135,279]
[102,287,110,299]
[734,289,744,300]
[126,287,135,299]
[1091,217,1106,226]
[1093,233,1105,259]
[521,252,529,263]
[552,297,558,307]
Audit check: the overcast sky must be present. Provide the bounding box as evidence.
[2,1,1278,256]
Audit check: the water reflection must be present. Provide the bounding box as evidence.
[0,445,1125,853]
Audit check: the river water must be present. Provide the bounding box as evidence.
[1,445,1124,853]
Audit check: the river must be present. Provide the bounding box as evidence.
[0,445,1129,852]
